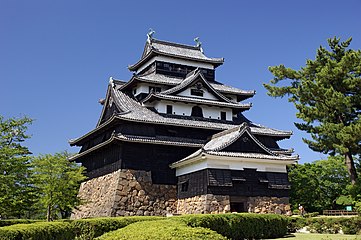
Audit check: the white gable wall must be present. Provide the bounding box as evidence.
[133,83,170,96]
[178,88,218,100]
[151,100,233,120]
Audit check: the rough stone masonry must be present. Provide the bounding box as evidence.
[71,169,291,219]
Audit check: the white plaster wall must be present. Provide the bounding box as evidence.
[134,83,164,96]
[152,100,232,120]
[178,88,218,100]
[136,56,214,74]
[175,157,290,176]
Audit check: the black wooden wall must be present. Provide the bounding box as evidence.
[177,168,290,199]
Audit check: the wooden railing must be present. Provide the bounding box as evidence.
[323,210,358,216]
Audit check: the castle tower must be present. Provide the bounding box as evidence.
[70,35,297,219]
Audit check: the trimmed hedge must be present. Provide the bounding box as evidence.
[0,219,42,227]
[0,216,161,240]
[180,213,288,239]
[288,216,361,234]
[71,216,161,240]
[95,219,227,240]
[0,222,74,240]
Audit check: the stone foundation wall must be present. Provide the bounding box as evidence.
[248,196,291,215]
[177,194,230,214]
[71,169,177,219]
[71,169,291,219]
[177,195,291,215]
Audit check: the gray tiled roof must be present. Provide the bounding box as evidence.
[117,133,204,147]
[170,149,298,169]
[143,94,251,109]
[135,71,255,96]
[112,88,290,135]
[204,151,299,160]
[203,123,276,156]
[69,133,204,161]
[129,39,224,71]
[69,84,292,145]
[159,69,236,104]
[151,39,223,63]
[170,125,298,168]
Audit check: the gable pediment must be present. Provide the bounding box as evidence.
[162,70,233,103]
[204,124,275,156]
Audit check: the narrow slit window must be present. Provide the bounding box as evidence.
[166,105,173,114]
[220,111,227,120]
[181,181,189,192]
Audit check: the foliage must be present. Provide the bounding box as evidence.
[288,216,361,234]
[180,213,288,239]
[71,216,161,240]
[0,115,37,219]
[0,216,161,240]
[0,219,42,227]
[264,37,361,184]
[288,156,350,212]
[303,212,319,218]
[0,221,75,240]
[95,219,226,240]
[31,152,86,221]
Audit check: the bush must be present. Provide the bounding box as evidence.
[0,222,75,240]
[0,219,42,227]
[71,216,161,240]
[303,212,319,218]
[0,216,161,240]
[288,216,361,234]
[179,213,288,239]
[96,219,226,240]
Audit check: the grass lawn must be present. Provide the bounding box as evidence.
[270,233,361,240]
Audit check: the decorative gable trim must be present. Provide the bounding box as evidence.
[160,69,234,103]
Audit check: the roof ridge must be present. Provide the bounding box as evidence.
[152,38,200,50]
[159,70,235,103]
[210,123,247,139]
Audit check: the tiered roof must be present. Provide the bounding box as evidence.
[141,70,252,110]
[129,39,224,71]
[118,71,256,101]
[170,123,298,169]
[70,37,297,167]
[70,80,292,146]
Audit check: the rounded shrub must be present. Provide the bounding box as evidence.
[95,219,226,240]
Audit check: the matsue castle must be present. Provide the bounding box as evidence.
[70,32,298,219]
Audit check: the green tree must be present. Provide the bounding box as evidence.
[289,156,350,213]
[32,152,86,221]
[264,37,361,184]
[0,115,37,218]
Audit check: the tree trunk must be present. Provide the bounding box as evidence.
[345,152,357,185]
[47,204,51,222]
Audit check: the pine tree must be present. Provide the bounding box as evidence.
[264,37,361,184]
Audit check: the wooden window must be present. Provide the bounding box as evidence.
[181,181,189,192]
[191,106,203,117]
[166,105,173,114]
[191,89,204,97]
[149,86,161,93]
[220,111,227,120]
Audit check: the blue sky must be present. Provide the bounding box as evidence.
[1,0,360,163]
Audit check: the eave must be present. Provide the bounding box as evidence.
[69,133,203,161]
[170,150,298,169]
[128,49,224,71]
[142,93,252,110]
